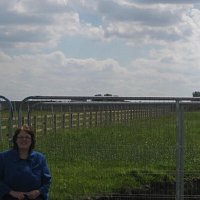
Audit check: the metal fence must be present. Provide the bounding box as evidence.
[1,96,200,200]
[0,95,13,149]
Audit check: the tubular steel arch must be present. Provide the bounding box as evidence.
[0,95,13,147]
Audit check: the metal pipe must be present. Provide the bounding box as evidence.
[0,95,13,148]
[176,100,184,200]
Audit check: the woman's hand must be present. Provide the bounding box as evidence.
[25,190,41,199]
[9,190,25,200]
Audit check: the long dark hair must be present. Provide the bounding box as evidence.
[13,125,35,152]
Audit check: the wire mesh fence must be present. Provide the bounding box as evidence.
[0,95,13,150]
[1,96,200,199]
[17,96,178,200]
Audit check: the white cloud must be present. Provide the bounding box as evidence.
[98,1,198,46]
[0,0,200,99]
[0,0,99,50]
[0,0,198,48]
[1,44,200,100]
[134,0,200,4]
[98,0,182,26]
[0,52,128,100]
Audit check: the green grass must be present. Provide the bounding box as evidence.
[2,111,200,199]
[36,113,178,199]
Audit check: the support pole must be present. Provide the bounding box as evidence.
[176,100,184,200]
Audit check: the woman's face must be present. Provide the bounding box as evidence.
[16,130,32,151]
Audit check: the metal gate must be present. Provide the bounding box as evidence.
[16,96,192,200]
[0,95,13,149]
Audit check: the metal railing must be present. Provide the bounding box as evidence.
[0,95,13,148]
[17,96,188,200]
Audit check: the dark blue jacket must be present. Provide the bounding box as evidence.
[0,149,51,200]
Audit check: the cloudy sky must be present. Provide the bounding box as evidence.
[1,0,200,100]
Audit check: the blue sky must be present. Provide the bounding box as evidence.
[1,0,200,100]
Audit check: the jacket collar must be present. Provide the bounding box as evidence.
[12,149,34,162]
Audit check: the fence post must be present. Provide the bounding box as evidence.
[69,113,73,129]
[99,105,102,126]
[53,114,57,134]
[176,100,184,200]
[27,103,31,126]
[89,111,92,127]
[43,115,47,134]
[0,103,2,142]
[77,112,80,128]
[109,109,112,124]
[62,113,65,129]
[33,116,37,135]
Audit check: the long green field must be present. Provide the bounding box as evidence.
[1,112,200,199]
[36,113,178,199]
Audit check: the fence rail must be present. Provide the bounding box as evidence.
[18,105,174,134]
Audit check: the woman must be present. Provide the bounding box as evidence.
[0,125,51,200]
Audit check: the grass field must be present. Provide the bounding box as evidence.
[1,111,200,199]
[35,113,178,199]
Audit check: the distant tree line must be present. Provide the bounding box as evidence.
[94,94,121,101]
[95,94,118,97]
[193,91,200,97]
